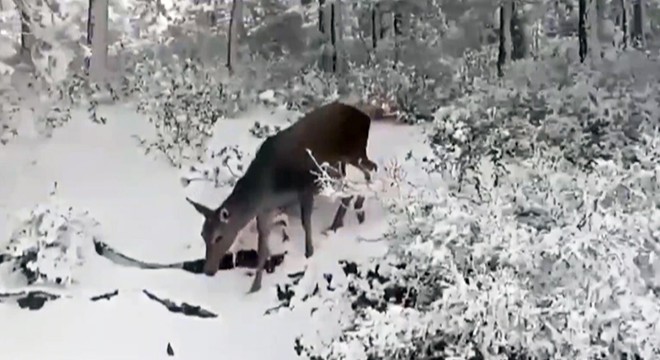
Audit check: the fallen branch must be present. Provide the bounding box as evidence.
[93,240,286,274]
[142,289,218,318]
[90,289,119,301]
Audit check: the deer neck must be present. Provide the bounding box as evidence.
[224,185,261,230]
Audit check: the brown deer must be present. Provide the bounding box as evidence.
[186,101,379,292]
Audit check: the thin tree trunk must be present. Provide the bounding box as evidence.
[330,2,336,72]
[318,0,325,33]
[632,0,644,48]
[318,0,326,71]
[20,10,31,58]
[86,0,93,70]
[371,5,377,49]
[511,1,526,60]
[497,4,506,77]
[15,0,34,63]
[588,0,600,62]
[393,8,402,65]
[578,0,587,62]
[620,0,628,48]
[226,0,239,72]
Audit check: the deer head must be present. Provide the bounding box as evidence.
[186,197,250,276]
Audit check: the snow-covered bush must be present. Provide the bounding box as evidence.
[179,145,247,188]
[296,49,660,359]
[0,199,101,286]
[130,57,250,168]
[299,138,660,359]
[428,58,660,197]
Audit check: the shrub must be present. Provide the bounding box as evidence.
[0,197,101,286]
[129,56,253,168]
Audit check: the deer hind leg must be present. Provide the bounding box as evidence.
[328,196,353,232]
[249,211,274,293]
[299,189,315,258]
[353,195,366,224]
[326,162,351,232]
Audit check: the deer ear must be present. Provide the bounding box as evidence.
[186,197,215,218]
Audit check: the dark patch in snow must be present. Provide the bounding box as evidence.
[93,240,286,274]
[142,289,217,318]
[166,342,174,356]
[90,289,119,301]
[287,269,306,285]
[339,260,359,276]
[0,290,60,310]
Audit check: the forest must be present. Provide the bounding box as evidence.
[0,0,660,359]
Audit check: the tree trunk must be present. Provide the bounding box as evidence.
[371,5,377,49]
[632,0,644,48]
[330,2,336,72]
[510,1,526,60]
[499,0,513,73]
[393,8,402,65]
[620,0,628,48]
[88,0,109,81]
[578,0,587,62]
[588,0,600,62]
[20,9,31,59]
[226,0,240,72]
[497,4,506,77]
[318,0,325,33]
[15,0,34,63]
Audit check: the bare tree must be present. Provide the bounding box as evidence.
[371,4,378,49]
[578,0,587,62]
[393,5,402,64]
[619,0,628,48]
[226,0,242,72]
[497,0,513,77]
[330,2,336,72]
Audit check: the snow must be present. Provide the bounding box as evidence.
[0,103,428,359]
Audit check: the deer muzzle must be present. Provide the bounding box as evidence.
[203,242,222,276]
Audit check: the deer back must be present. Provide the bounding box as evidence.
[264,101,373,195]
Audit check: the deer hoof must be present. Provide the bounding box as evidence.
[356,211,365,224]
[305,247,314,259]
[248,281,261,293]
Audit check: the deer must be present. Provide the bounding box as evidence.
[186,101,381,293]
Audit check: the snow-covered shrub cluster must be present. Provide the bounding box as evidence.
[129,57,254,168]
[179,145,247,188]
[428,57,660,194]
[0,199,101,286]
[299,141,660,359]
[297,50,660,360]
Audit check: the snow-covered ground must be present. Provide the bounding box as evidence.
[0,103,428,359]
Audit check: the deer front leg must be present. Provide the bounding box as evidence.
[299,190,315,258]
[248,211,274,293]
